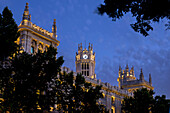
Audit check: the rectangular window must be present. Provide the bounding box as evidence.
[82,64,84,69]
[87,63,89,69]
[84,63,86,69]
[85,71,86,76]
[87,71,89,76]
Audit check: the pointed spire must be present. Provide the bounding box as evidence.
[22,3,31,21]
[140,68,144,81]
[131,66,134,76]
[119,66,122,71]
[88,43,91,50]
[52,19,57,39]
[119,66,122,77]
[25,3,29,11]
[149,73,152,85]
[85,40,86,49]
[126,64,129,70]
[80,43,82,50]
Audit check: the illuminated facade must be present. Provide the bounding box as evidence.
[73,44,154,113]
[18,3,154,113]
[117,65,154,92]
[17,3,59,54]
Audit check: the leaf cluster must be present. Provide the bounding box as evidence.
[98,0,170,36]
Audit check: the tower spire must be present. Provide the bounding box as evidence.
[22,3,31,21]
[119,66,122,77]
[149,73,152,85]
[52,19,57,39]
[85,40,86,49]
[140,68,144,81]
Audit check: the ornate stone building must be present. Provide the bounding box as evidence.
[72,43,154,113]
[18,3,154,113]
[17,3,59,54]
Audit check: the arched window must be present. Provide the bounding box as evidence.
[111,106,115,113]
[38,43,43,53]
[111,96,115,104]
[31,46,34,53]
[31,40,37,54]
[102,93,105,98]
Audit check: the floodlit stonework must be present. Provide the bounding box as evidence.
[17,3,59,54]
[72,44,153,113]
[19,3,154,113]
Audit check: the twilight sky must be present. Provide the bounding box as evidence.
[0,0,170,98]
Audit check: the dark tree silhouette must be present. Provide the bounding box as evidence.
[122,88,169,113]
[0,7,20,60]
[122,88,154,113]
[97,0,170,36]
[56,72,108,113]
[0,46,64,112]
[152,95,169,113]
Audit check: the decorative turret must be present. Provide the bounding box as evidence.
[52,19,57,39]
[140,68,144,81]
[149,73,152,85]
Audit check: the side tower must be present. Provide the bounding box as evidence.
[17,3,59,54]
[75,43,96,79]
[117,65,154,92]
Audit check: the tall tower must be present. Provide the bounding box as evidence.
[75,43,96,79]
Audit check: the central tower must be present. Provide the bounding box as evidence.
[75,43,96,79]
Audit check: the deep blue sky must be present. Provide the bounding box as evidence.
[1,0,170,98]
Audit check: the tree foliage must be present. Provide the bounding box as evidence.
[0,46,64,112]
[56,72,108,113]
[152,95,169,113]
[97,0,170,36]
[122,88,169,113]
[0,7,20,60]
[0,6,108,113]
[122,88,154,113]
